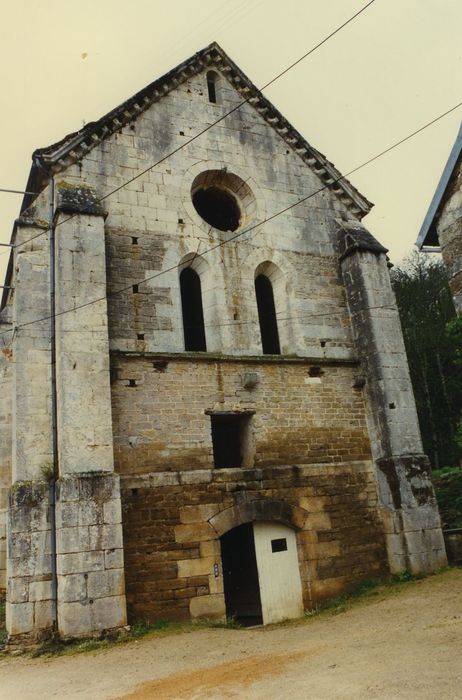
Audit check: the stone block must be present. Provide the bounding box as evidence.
[177,556,214,578]
[88,523,123,550]
[174,522,214,544]
[208,571,224,595]
[306,512,331,530]
[57,550,104,576]
[59,573,88,603]
[180,504,219,524]
[57,526,90,554]
[179,470,212,485]
[199,539,221,558]
[7,577,28,603]
[59,594,126,638]
[401,507,442,533]
[86,569,125,599]
[8,531,30,559]
[34,599,53,629]
[308,576,347,603]
[104,548,124,570]
[29,579,52,602]
[7,601,34,635]
[57,477,81,502]
[189,593,225,620]
[316,541,340,558]
[103,499,122,524]
[57,501,100,528]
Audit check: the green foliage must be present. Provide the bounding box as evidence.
[130,619,170,637]
[433,468,462,529]
[29,615,241,658]
[456,418,462,451]
[391,251,462,467]
[446,317,462,364]
[390,570,416,584]
[304,578,382,618]
[39,462,55,482]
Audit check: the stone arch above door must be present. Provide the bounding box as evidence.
[208,498,309,536]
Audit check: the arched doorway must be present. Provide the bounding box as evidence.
[220,521,303,626]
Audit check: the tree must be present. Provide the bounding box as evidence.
[390,251,462,468]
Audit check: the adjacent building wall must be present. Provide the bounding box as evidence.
[0,308,13,594]
[437,163,462,315]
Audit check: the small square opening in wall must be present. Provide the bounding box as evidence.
[209,412,253,469]
[271,538,287,553]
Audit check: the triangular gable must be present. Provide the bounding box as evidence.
[26,42,372,219]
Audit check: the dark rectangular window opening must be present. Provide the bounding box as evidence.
[210,413,251,469]
[271,538,287,553]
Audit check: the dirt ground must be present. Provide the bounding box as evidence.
[1,569,461,700]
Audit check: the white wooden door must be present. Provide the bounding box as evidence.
[253,521,303,624]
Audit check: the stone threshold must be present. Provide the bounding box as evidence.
[110,350,360,366]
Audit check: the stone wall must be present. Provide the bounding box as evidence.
[119,462,387,622]
[111,356,372,474]
[436,162,462,315]
[0,332,12,594]
[53,66,358,362]
[110,354,387,621]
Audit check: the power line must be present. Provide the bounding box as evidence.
[1,96,461,339]
[0,0,377,254]
[0,188,39,196]
[0,305,396,338]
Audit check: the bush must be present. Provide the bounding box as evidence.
[433,468,462,529]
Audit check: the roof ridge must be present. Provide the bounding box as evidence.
[30,42,372,218]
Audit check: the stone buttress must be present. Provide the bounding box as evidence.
[5,187,127,645]
[339,221,447,573]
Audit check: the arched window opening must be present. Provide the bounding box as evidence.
[180,267,207,351]
[206,71,218,103]
[255,274,280,354]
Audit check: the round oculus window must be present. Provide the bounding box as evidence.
[190,170,256,233]
[192,186,240,232]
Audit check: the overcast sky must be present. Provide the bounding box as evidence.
[1,0,461,284]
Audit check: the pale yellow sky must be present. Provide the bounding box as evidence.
[1,0,461,284]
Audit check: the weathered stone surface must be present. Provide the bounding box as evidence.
[189,593,225,620]
[59,573,88,603]
[86,569,125,599]
[6,602,34,635]
[58,595,126,638]
[57,551,105,576]
[340,237,447,574]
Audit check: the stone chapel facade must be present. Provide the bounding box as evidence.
[0,43,447,644]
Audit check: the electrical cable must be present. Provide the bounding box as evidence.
[0,0,377,254]
[0,96,460,338]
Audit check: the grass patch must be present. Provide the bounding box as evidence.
[30,616,241,659]
[5,570,455,658]
[303,571,429,621]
